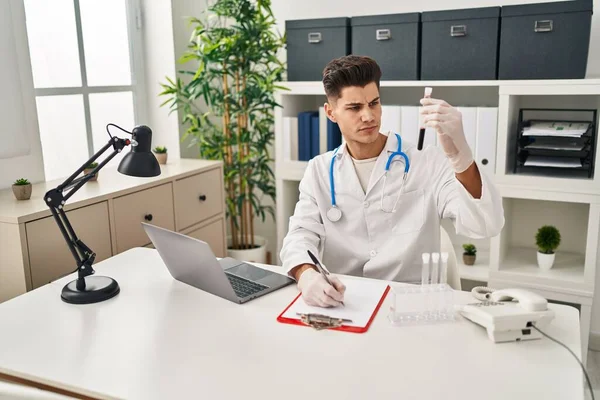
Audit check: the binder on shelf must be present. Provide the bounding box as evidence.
[310,113,320,159]
[381,105,402,136]
[282,117,298,161]
[457,107,477,152]
[277,279,390,333]
[475,107,498,177]
[327,120,342,152]
[401,106,435,147]
[297,111,317,161]
[319,107,328,155]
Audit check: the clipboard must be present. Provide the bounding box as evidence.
[277,284,390,333]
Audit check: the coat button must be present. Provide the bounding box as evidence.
[370,250,377,257]
[363,201,369,208]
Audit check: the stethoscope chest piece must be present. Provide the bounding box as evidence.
[327,206,342,222]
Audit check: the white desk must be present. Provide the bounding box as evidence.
[0,248,584,400]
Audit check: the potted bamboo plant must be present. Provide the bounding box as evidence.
[160,0,286,263]
[12,178,32,200]
[536,225,561,270]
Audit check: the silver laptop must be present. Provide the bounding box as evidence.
[142,223,294,304]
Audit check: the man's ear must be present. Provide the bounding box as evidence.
[324,101,337,123]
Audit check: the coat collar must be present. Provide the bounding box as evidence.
[333,132,405,196]
[334,131,399,159]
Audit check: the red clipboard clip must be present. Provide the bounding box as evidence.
[276,285,391,333]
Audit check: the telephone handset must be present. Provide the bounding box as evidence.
[471,287,549,311]
[461,286,555,343]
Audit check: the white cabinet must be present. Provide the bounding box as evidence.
[0,159,226,298]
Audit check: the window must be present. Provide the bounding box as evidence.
[24,0,146,181]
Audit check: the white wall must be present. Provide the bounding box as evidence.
[170,0,207,159]
[169,0,279,259]
[0,0,45,190]
[140,0,181,161]
[271,0,600,78]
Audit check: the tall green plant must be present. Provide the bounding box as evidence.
[160,0,287,250]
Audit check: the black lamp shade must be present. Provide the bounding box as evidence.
[117,125,161,177]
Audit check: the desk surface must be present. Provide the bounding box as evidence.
[0,248,584,400]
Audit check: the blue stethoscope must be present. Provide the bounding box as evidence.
[327,133,410,222]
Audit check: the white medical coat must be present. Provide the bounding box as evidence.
[280,132,505,283]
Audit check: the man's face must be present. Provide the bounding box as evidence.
[325,82,382,145]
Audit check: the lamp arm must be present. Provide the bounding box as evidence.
[44,136,131,287]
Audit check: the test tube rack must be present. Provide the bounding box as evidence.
[388,283,458,327]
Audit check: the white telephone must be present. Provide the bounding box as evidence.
[460,287,555,343]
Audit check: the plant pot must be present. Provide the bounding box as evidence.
[12,184,32,200]
[227,235,267,263]
[155,153,168,165]
[537,251,555,270]
[463,254,476,266]
[84,169,98,181]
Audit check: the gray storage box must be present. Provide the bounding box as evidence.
[351,13,421,80]
[285,18,350,81]
[421,7,500,80]
[499,0,593,80]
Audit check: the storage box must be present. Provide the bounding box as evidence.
[498,0,593,80]
[285,18,351,81]
[351,13,421,81]
[421,7,500,80]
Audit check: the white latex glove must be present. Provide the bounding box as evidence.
[297,268,346,308]
[420,98,474,173]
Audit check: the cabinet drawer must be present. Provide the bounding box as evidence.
[113,183,175,253]
[174,168,224,230]
[26,202,112,289]
[184,218,226,258]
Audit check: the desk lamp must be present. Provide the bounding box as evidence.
[44,124,161,305]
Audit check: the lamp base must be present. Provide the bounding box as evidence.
[61,276,120,304]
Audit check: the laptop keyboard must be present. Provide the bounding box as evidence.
[225,273,269,299]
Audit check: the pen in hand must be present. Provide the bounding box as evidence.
[306,250,345,306]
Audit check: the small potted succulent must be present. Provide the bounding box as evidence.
[84,162,99,181]
[536,225,561,270]
[12,178,32,200]
[462,243,477,266]
[153,146,168,165]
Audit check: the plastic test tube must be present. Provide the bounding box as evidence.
[421,253,430,285]
[440,252,448,285]
[431,252,440,286]
[417,87,433,150]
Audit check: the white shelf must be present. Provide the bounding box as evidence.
[276,161,308,181]
[276,79,600,95]
[454,246,490,282]
[274,78,600,356]
[499,247,585,284]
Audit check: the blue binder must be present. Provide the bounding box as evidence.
[327,120,342,151]
[310,113,320,158]
[297,112,314,161]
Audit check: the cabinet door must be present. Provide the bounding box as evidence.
[26,202,112,289]
[113,183,175,253]
[184,219,226,258]
[174,168,224,231]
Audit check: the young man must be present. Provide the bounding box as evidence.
[280,55,504,308]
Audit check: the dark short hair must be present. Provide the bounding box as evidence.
[322,55,382,100]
